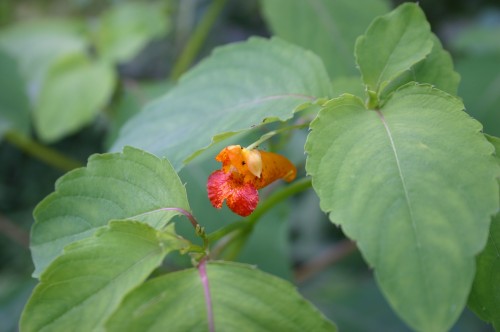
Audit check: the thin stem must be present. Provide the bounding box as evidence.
[246,123,309,150]
[246,177,312,227]
[4,131,83,172]
[158,207,199,229]
[209,177,313,259]
[170,0,228,81]
[157,207,209,250]
[198,258,215,332]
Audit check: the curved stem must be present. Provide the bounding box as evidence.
[158,207,209,251]
[170,0,228,81]
[4,131,83,172]
[246,123,309,150]
[209,177,313,259]
[246,177,312,228]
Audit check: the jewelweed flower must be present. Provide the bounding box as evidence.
[207,145,297,217]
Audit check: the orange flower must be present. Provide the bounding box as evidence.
[207,145,297,217]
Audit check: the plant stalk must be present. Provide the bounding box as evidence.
[170,0,228,81]
[4,131,83,172]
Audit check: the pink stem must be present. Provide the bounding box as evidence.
[198,259,215,332]
[158,207,199,229]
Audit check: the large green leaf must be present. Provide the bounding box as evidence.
[31,146,190,277]
[0,49,30,137]
[111,37,332,170]
[21,221,185,332]
[260,0,390,78]
[355,3,433,96]
[468,134,500,330]
[34,52,115,142]
[106,261,336,331]
[305,84,499,331]
[94,2,170,63]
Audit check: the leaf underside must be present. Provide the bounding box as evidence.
[111,37,332,170]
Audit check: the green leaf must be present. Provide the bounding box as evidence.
[355,3,433,95]
[31,146,190,277]
[380,35,461,99]
[305,84,499,331]
[468,134,500,330]
[94,2,170,63]
[456,55,500,136]
[260,0,390,78]
[0,48,30,137]
[21,220,184,332]
[0,19,86,88]
[34,52,115,142]
[106,261,336,331]
[468,212,500,330]
[451,24,500,56]
[111,37,332,170]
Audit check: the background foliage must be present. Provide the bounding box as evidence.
[1,0,499,331]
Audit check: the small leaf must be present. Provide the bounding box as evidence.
[106,261,336,331]
[0,49,30,137]
[31,146,190,277]
[34,52,115,142]
[261,0,390,78]
[21,221,184,332]
[355,3,433,95]
[111,37,332,170]
[468,134,500,330]
[0,19,86,91]
[94,2,170,63]
[380,35,461,99]
[305,84,499,331]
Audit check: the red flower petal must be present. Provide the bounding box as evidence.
[226,182,259,217]
[207,170,259,217]
[207,170,232,209]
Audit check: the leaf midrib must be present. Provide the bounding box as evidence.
[375,109,430,302]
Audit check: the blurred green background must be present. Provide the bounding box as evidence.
[1,0,499,331]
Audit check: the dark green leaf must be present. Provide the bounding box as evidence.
[261,0,390,78]
[468,134,500,330]
[0,49,30,137]
[457,55,500,136]
[94,2,170,63]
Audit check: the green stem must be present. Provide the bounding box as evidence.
[208,177,313,259]
[246,177,312,227]
[246,123,309,150]
[4,131,83,172]
[170,0,227,81]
